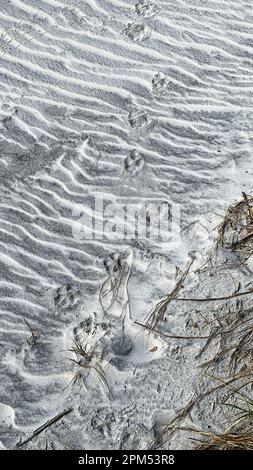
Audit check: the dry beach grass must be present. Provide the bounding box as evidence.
[160,194,253,450]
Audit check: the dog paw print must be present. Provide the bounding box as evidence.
[124,150,145,175]
[53,284,81,311]
[128,110,150,129]
[73,317,95,341]
[120,424,153,449]
[73,313,110,346]
[91,407,118,438]
[135,0,158,17]
[151,72,169,95]
[123,23,151,42]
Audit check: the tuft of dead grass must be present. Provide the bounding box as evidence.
[161,194,253,449]
[24,319,40,347]
[99,254,124,313]
[66,339,110,395]
[191,426,253,450]
[190,387,253,449]
[145,257,194,330]
[216,193,253,258]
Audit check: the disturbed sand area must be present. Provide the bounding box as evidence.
[0,0,253,450]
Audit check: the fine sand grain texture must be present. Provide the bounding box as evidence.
[0,0,253,450]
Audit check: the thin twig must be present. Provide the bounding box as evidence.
[175,288,253,303]
[134,321,209,339]
[16,408,73,448]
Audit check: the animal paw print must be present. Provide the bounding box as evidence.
[53,284,81,311]
[120,424,153,449]
[151,72,169,95]
[124,150,145,175]
[123,23,150,42]
[91,407,118,438]
[135,0,158,17]
[128,110,149,129]
[73,313,110,345]
[73,317,95,341]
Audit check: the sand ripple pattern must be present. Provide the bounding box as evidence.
[0,0,252,449]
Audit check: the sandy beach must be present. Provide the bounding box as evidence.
[0,0,253,450]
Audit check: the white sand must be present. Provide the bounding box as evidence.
[0,0,252,450]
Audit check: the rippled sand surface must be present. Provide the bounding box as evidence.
[0,0,252,449]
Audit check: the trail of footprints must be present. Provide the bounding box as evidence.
[59,250,165,397]
[124,1,161,42]
[0,0,252,450]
